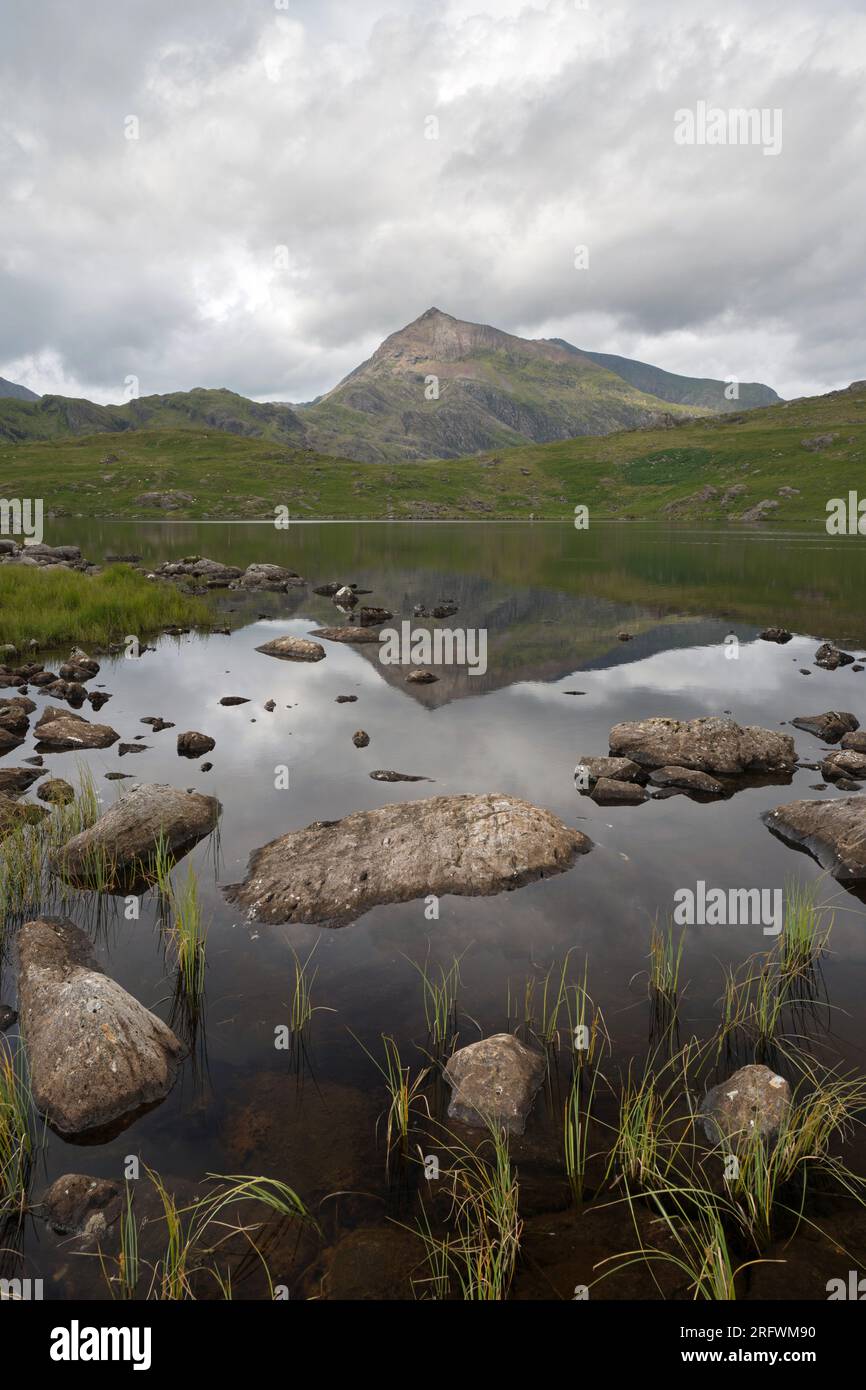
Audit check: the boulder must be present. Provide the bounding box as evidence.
[791,711,859,743]
[51,782,221,892]
[359,607,393,627]
[17,917,183,1136]
[841,731,866,753]
[41,1173,122,1241]
[758,628,792,644]
[406,669,438,683]
[575,756,646,787]
[608,717,795,776]
[352,730,370,748]
[821,751,866,782]
[34,706,119,751]
[224,792,591,928]
[177,731,215,758]
[647,766,725,795]
[699,1064,791,1147]
[255,635,326,662]
[763,796,866,881]
[590,777,647,805]
[0,727,25,755]
[815,643,855,671]
[239,563,304,591]
[443,1034,546,1135]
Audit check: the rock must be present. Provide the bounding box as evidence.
[801,433,838,452]
[313,582,352,597]
[575,756,646,787]
[335,694,358,702]
[617,631,633,642]
[0,727,25,755]
[815,643,855,670]
[763,796,866,881]
[369,770,431,782]
[41,1174,122,1241]
[141,716,174,732]
[200,762,213,772]
[37,778,75,805]
[740,499,779,523]
[699,1064,791,1147]
[0,792,48,837]
[0,766,45,797]
[358,606,393,627]
[821,751,866,781]
[759,628,792,643]
[59,654,99,681]
[224,793,591,927]
[443,1034,546,1135]
[264,699,276,712]
[17,916,184,1136]
[118,742,150,756]
[608,717,795,775]
[790,711,859,743]
[590,777,648,805]
[177,731,215,758]
[0,1004,17,1030]
[309,626,380,644]
[255,635,326,662]
[352,730,370,748]
[34,706,119,751]
[406,669,438,683]
[51,783,221,892]
[333,585,358,608]
[87,691,111,711]
[0,703,30,736]
[239,563,304,591]
[841,731,866,753]
[647,766,725,795]
[219,696,250,706]
[105,772,134,780]
[136,491,195,511]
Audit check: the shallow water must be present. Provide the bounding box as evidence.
[6,521,866,1300]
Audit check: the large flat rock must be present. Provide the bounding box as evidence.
[34,706,119,751]
[255,635,325,662]
[609,716,795,776]
[51,782,221,892]
[763,795,866,880]
[224,792,591,927]
[17,917,183,1137]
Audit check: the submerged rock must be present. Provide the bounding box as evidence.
[0,766,45,797]
[224,792,591,927]
[255,635,326,662]
[41,1173,122,1241]
[609,717,795,776]
[647,766,725,795]
[443,1033,546,1135]
[763,796,866,881]
[369,770,431,782]
[37,778,75,805]
[309,626,380,644]
[352,730,370,748]
[177,731,215,758]
[17,916,183,1137]
[791,711,859,743]
[699,1064,791,1147]
[52,782,221,892]
[358,606,393,627]
[34,706,119,752]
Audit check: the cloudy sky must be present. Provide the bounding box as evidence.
[1,0,864,405]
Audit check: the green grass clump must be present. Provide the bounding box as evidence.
[0,563,209,650]
[0,1039,34,1218]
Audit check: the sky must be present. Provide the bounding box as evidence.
[1,0,864,405]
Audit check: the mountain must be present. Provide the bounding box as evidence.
[0,308,780,460]
[296,308,707,462]
[0,387,303,446]
[0,376,39,402]
[553,343,780,413]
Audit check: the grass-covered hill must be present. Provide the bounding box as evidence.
[0,379,862,525]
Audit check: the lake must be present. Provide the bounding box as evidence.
[7,520,866,1300]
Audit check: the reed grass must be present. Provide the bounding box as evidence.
[351,1032,430,1171]
[0,1040,34,1218]
[407,950,462,1054]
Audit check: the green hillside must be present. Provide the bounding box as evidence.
[561,344,781,413]
[0,379,862,525]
